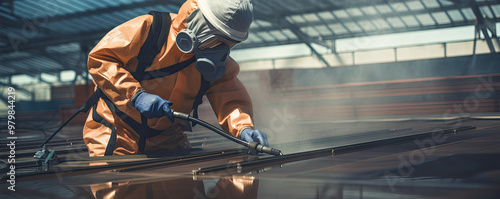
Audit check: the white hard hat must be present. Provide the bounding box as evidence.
[198,0,254,42]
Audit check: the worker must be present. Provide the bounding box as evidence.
[83,0,269,156]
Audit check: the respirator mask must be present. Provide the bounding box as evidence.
[176,0,253,82]
[176,28,238,81]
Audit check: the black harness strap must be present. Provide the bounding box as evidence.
[92,89,162,155]
[133,11,172,81]
[192,77,211,122]
[92,103,117,156]
[81,88,103,112]
[105,125,117,155]
[141,56,196,81]
[99,91,163,137]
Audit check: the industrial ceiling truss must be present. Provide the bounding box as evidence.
[1,0,499,81]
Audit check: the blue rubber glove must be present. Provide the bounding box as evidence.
[131,91,174,122]
[240,128,269,147]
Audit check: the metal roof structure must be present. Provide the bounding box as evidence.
[1,0,500,83]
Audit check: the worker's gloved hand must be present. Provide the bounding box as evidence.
[131,91,174,121]
[240,128,269,147]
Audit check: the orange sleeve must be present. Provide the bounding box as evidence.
[87,15,153,110]
[205,57,254,137]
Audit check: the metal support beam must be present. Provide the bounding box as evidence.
[473,22,479,55]
[483,16,497,36]
[72,69,79,83]
[470,1,498,53]
[0,15,57,36]
[287,24,332,67]
[253,0,395,19]
[0,0,14,15]
[31,49,67,68]
[28,48,90,84]
[330,39,345,66]
[256,15,331,67]
[437,0,456,25]
[0,81,33,98]
[79,42,93,84]
[480,26,496,53]
[0,29,106,54]
[44,0,182,23]
[484,17,500,50]
[36,74,52,84]
[0,68,82,78]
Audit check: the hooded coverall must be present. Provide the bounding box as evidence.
[83,0,254,156]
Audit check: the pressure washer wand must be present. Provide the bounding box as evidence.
[172,111,283,156]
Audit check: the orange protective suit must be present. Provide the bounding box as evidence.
[83,0,254,156]
[90,176,259,199]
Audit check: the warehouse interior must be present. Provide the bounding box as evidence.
[1,0,500,198]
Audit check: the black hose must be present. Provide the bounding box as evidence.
[38,109,82,148]
[37,89,102,148]
[173,111,283,156]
